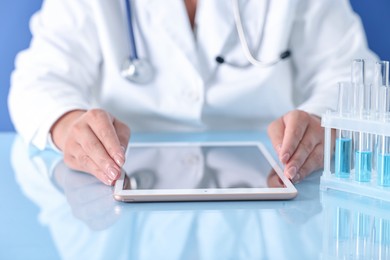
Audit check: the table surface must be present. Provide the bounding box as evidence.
[1,131,389,260]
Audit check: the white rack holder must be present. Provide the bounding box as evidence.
[320,110,390,202]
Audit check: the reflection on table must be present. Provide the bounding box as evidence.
[11,135,325,260]
[321,190,390,259]
[122,145,285,191]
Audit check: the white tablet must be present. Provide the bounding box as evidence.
[114,142,297,202]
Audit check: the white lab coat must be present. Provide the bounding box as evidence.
[8,0,376,150]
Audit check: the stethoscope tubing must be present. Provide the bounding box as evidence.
[125,0,138,60]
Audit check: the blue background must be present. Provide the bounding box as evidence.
[1,0,389,132]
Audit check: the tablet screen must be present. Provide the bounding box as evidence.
[121,145,286,190]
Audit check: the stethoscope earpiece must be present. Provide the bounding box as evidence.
[121,58,154,84]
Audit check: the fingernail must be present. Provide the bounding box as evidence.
[292,173,301,184]
[287,166,297,179]
[121,145,126,152]
[107,167,119,179]
[281,153,290,163]
[103,176,113,186]
[114,154,125,167]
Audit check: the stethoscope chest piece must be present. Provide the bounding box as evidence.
[121,58,154,85]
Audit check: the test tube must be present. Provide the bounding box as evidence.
[377,86,390,186]
[352,59,373,182]
[372,61,390,118]
[372,61,390,186]
[335,82,354,178]
[355,123,373,182]
[372,61,389,175]
[352,59,365,117]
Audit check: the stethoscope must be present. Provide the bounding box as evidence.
[121,0,291,84]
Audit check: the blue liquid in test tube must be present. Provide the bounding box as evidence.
[335,138,352,178]
[377,85,390,187]
[334,82,354,179]
[377,153,390,186]
[351,59,374,183]
[355,151,372,182]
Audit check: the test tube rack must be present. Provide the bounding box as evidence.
[320,111,390,202]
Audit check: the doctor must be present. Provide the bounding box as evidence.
[8,0,376,185]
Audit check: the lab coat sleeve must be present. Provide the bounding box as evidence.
[290,0,378,116]
[8,0,101,150]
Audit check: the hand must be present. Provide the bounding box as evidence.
[51,109,130,185]
[267,110,324,183]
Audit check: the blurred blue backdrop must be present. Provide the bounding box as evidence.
[1,0,43,132]
[0,0,389,132]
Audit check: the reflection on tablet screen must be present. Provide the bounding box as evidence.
[122,146,286,190]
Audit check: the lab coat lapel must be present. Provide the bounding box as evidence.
[197,0,263,73]
[144,0,199,72]
[196,0,236,71]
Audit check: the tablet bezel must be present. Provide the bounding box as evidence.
[113,141,297,202]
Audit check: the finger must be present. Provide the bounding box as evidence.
[76,125,121,181]
[279,111,309,164]
[267,117,285,157]
[87,110,126,167]
[64,139,117,185]
[283,125,322,180]
[64,154,113,185]
[289,144,324,183]
[113,118,131,151]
